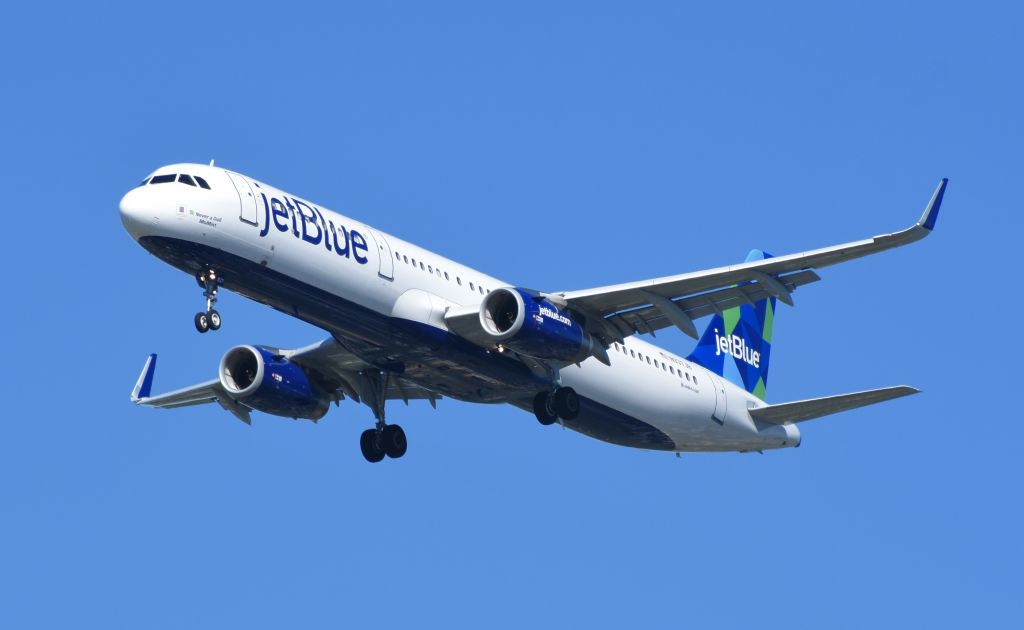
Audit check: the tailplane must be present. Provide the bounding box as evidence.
[748,386,919,424]
[687,249,776,400]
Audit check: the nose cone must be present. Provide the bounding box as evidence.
[119,187,151,240]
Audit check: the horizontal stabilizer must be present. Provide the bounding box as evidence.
[748,385,920,425]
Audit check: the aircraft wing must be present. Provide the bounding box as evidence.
[280,338,441,406]
[551,179,946,343]
[748,385,920,425]
[130,339,441,424]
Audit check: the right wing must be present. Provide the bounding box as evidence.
[550,179,946,344]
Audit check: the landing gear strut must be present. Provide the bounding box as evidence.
[533,387,580,425]
[355,369,408,463]
[194,268,222,333]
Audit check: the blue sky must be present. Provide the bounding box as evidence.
[1,1,1021,627]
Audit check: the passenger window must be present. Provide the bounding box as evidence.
[480,286,485,294]
[470,282,475,291]
[428,265,433,273]
[629,349,635,358]
[150,174,176,184]
[692,375,698,385]
[395,252,401,260]
[669,366,675,375]
[646,357,651,365]
[420,262,425,270]
[444,272,450,281]
[178,174,197,186]
[654,359,659,368]
[457,277,462,286]
[194,175,211,189]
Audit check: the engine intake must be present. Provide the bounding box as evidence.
[479,288,598,363]
[219,345,328,420]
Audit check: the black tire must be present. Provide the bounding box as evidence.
[533,392,558,425]
[194,311,210,333]
[208,309,222,330]
[553,387,580,420]
[382,424,408,459]
[360,429,385,463]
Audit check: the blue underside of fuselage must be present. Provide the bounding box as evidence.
[138,236,675,451]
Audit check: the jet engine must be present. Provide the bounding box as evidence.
[479,287,600,363]
[219,345,329,420]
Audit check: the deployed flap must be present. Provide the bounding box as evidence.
[748,385,920,425]
[554,180,946,343]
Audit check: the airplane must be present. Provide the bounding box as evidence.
[120,164,945,462]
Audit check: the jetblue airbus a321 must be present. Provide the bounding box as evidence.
[120,164,945,462]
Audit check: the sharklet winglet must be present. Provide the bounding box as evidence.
[917,178,947,231]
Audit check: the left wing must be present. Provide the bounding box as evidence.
[130,339,441,424]
[549,179,946,344]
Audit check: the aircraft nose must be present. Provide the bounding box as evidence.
[119,187,154,239]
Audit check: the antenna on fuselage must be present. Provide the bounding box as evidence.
[209,159,215,166]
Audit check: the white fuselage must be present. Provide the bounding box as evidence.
[120,163,799,452]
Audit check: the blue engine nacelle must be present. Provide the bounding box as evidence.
[479,287,598,363]
[219,345,329,420]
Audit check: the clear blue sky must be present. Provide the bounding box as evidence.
[1,2,1020,627]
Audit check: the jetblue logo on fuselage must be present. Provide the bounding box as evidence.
[257,194,369,264]
[714,328,760,368]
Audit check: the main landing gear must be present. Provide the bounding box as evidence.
[355,369,408,463]
[533,387,580,426]
[193,268,222,333]
[359,423,408,463]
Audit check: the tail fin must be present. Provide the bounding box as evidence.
[687,250,777,400]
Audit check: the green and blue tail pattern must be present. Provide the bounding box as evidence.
[686,250,776,400]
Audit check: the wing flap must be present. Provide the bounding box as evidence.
[748,386,920,425]
[605,269,820,339]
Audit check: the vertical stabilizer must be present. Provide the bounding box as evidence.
[687,250,777,400]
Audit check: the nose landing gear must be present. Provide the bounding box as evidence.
[194,268,223,333]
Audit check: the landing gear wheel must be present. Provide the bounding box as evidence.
[194,311,210,333]
[533,392,558,426]
[195,267,221,332]
[360,429,386,463]
[382,424,408,459]
[553,387,580,420]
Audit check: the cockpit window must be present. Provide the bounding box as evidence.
[150,174,176,184]
[194,175,211,190]
[178,174,197,187]
[137,178,149,187]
